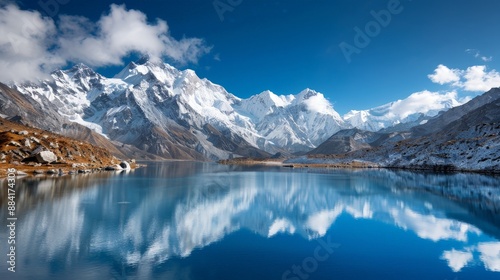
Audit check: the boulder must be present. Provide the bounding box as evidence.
[119,161,131,170]
[35,151,57,164]
[9,141,21,147]
[24,139,31,148]
[30,136,41,144]
[18,130,28,136]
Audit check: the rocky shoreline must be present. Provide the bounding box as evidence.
[0,117,141,178]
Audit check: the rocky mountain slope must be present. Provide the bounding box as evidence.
[298,88,500,172]
[0,117,132,176]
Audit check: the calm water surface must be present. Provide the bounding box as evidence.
[1,162,500,279]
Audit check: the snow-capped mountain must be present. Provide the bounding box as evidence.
[8,58,470,160]
[296,88,500,172]
[12,58,346,159]
[343,91,467,132]
[238,89,345,151]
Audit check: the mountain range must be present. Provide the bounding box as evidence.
[0,57,472,161]
[300,88,500,172]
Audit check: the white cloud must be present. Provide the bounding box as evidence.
[389,90,465,119]
[0,5,65,81]
[0,4,211,83]
[462,65,500,92]
[428,64,461,85]
[441,249,473,272]
[466,49,493,62]
[428,64,500,92]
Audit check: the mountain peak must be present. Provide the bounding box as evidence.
[296,88,319,101]
[61,63,99,79]
[253,90,289,107]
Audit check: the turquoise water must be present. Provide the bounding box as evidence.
[1,162,500,279]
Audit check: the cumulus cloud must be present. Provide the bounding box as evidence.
[0,4,65,81]
[462,65,500,92]
[428,64,500,92]
[428,64,461,85]
[388,90,467,120]
[0,4,211,82]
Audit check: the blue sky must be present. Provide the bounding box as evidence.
[3,0,500,114]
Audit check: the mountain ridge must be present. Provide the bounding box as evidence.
[5,58,469,160]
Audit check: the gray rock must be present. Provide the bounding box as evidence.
[33,170,44,175]
[9,141,21,147]
[30,146,44,156]
[46,169,58,175]
[0,153,5,160]
[24,139,31,148]
[30,136,41,144]
[35,151,57,164]
[18,130,28,136]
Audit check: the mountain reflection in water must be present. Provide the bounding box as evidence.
[1,162,499,279]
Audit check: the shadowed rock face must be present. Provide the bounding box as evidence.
[308,128,375,155]
[411,88,500,137]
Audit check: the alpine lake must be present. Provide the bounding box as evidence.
[1,161,499,280]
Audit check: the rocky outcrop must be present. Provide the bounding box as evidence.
[35,151,57,164]
[0,117,137,177]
